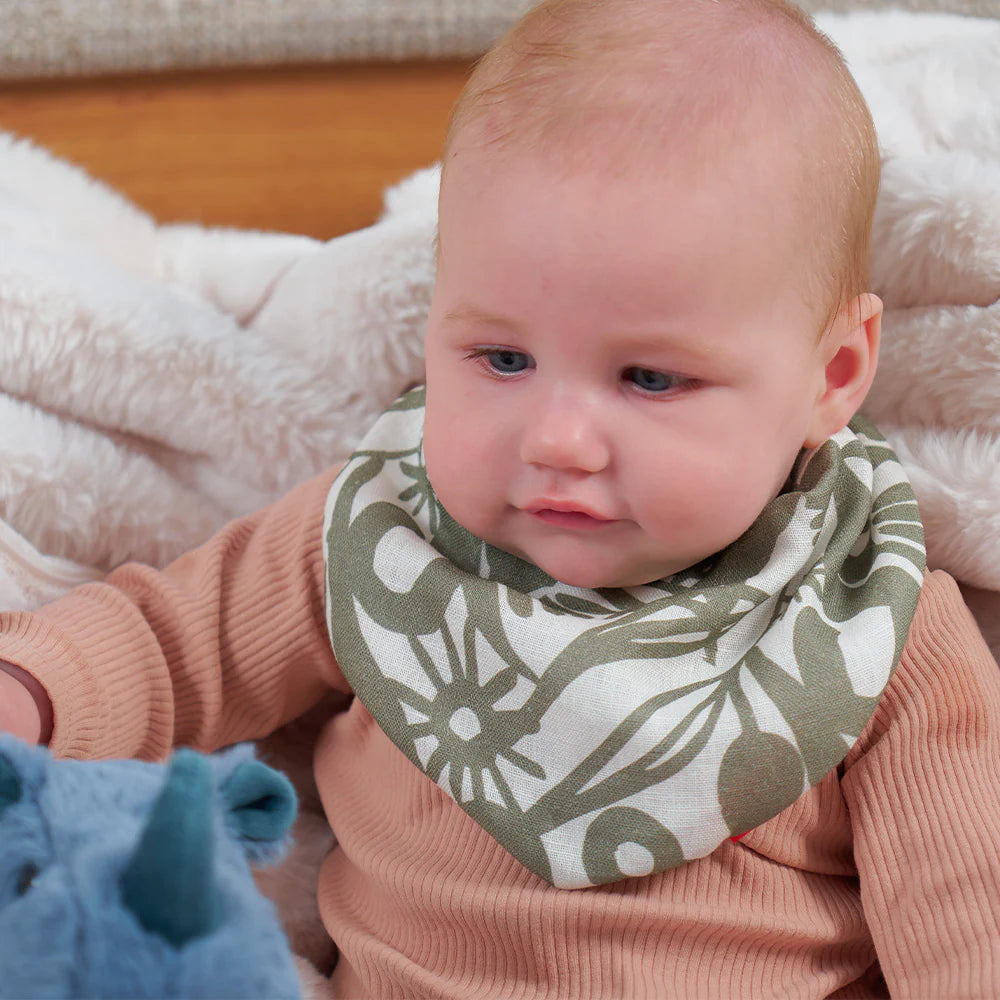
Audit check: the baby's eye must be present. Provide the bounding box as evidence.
[16,862,39,896]
[624,367,689,393]
[480,349,533,375]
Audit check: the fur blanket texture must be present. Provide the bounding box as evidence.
[0,8,998,983]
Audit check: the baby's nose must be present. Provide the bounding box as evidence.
[519,399,611,473]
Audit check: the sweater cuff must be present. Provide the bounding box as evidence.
[0,583,174,760]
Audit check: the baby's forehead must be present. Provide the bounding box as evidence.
[446,97,808,231]
[455,79,830,217]
[439,121,831,346]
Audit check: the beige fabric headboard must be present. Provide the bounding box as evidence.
[1,0,997,80]
[0,1,535,80]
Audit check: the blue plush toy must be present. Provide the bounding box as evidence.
[0,735,303,999]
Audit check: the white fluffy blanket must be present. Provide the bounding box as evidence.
[1,8,998,665]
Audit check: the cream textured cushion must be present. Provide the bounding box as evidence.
[0,0,536,79]
[1,0,997,80]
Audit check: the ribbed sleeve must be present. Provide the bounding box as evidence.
[841,570,1000,999]
[0,467,348,760]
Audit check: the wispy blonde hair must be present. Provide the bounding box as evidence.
[443,0,880,337]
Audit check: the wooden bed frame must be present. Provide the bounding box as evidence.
[0,60,471,239]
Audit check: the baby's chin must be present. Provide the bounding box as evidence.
[551,568,686,591]
[508,545,696,591]
[461,513,705,590]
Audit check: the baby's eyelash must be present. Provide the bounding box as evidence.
[464,347,534,376]
[622,367,699,395]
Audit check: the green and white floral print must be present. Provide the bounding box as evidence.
[323,388,925,888]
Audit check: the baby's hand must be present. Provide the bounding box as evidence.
[0,661,51,744]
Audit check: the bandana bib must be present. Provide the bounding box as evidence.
[323,388,925,888]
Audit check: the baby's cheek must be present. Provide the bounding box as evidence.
[707,457,784,542]
[643,447,724,515]
[640,458,762,545]
[425,439,498,538]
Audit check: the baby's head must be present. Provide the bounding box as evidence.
[422,0,882,589]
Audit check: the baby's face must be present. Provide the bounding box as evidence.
[423,145,831,589]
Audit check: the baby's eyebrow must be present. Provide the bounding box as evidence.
[442,304,522,330]
[612,330,725,363]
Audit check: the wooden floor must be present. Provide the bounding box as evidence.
[0,60,471,239]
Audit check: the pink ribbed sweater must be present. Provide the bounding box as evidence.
[1,468,999,999]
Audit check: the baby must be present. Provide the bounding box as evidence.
[2,1,1000,997]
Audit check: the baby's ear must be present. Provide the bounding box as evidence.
[215,745,298,865]
[804,293,882,448]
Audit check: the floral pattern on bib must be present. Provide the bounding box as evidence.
[323,388,925,888]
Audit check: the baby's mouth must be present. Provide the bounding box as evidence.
[525,504,618,530]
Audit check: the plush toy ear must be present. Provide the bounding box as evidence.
[222,758,297,864]
[0,735,49,818]
[0,750,23,818]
